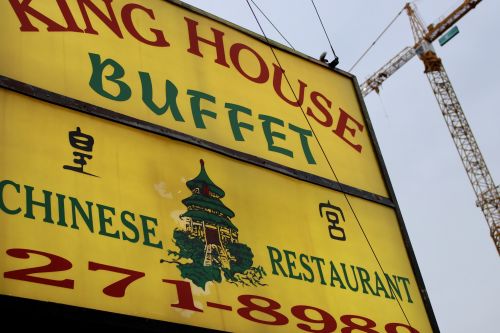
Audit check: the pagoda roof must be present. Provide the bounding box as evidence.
[181,210,238,231]
[182,194,235,218]
[186,160,225,197]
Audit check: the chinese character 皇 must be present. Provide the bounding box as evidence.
[319,200,346,241]
[63,127,97,177]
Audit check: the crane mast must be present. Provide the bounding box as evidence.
[361,1,500,254]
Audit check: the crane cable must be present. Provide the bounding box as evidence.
[349,7,405,72]
[244,0,412,326]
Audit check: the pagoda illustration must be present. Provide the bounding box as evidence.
[163,159,265,289]
[179,159,239,269]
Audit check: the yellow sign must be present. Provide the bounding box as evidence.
[0,0,388,197]
[1,0,437,331]
[1,89,432,332]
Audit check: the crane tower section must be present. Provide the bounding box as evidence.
[405,2,499,254]
[361,1,499,254]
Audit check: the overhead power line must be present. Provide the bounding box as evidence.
[244,0,411,325]
[310,0,339,67]
[248,0,295,50]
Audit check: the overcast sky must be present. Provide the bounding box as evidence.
[181,1,500,332]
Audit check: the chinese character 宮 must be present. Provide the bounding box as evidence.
[319,201,346,241]
[63,127,97,177]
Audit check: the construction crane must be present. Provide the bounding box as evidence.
[360,0,500,255]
